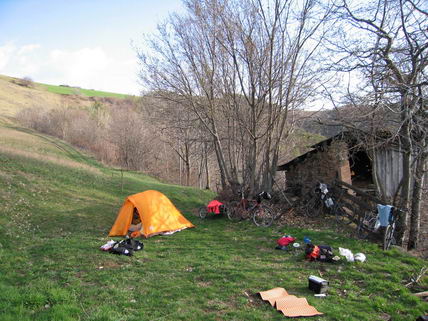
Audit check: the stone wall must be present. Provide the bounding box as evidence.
[285,141,351,192]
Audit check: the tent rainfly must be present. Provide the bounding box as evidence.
[109,190,195,238]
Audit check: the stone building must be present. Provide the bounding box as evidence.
[278,132,415,197]
[277,132,427,254]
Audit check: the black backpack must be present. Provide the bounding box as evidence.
[109,238,144,256]
[318,245,334,262]
[110,242,134,256]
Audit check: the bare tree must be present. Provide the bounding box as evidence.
[139,0,333,193]
[327,0,428,249]
[109,106,152,171]
[149,98,202,186]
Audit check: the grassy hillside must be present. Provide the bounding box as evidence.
[0,74,129,119]
[0,121,215,320]
[0,119,427,320]
[0,74,427,320]
[39,83,129,98]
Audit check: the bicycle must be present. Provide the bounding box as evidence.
[302,184,323,218]
[356,205,403,250]
[356,209,378,239]
[303,182,350,224]
[227,189,274,227]
[383,207,403,250]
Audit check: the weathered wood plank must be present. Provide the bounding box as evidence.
[340,192,375,212]
[338,198,362,219]
[335,180,384,204]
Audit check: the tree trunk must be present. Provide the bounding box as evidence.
[212,133,229,191]
[185,161,190,186]
[397,120,412,247]
[204,142,210,190]
[184,142,190,186]
[408,152,427,250]
[248,100,257,194]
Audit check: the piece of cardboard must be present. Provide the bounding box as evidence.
[275,296,307,310]
[280,305,323,317]
[259,287,289,306]
[258,287,323,318]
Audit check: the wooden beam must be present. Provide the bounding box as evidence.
[335,180,384,204]
[340,192,375,212]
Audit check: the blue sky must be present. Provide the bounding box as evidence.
[0,0,183,94]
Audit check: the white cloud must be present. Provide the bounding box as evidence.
[0,43,16,70]
[0,43,140,95]
[17,44,41,55]
[45,47,140,94]
[49,48,111,85]
[0,42,42,78]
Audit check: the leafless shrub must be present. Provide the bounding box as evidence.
[13,76,34,88]
[66,109,98,149]
[108,106,153,170]
[16,100,179,183]
[17,107,47,131]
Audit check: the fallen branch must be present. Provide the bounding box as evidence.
[405,266,427,288]
[413,291,428,297]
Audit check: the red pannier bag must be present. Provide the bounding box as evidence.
[207,200,224,215]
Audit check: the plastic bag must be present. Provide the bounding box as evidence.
[339,247,354,262]
[354,253,366,262]
[100,240,116,251]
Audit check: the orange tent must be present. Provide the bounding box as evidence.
[109,190,195,238]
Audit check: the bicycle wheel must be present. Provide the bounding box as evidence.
[227,201,242,222]
[356,213,371,239]
[356,222,370,239]
[304,196,323,218]
[221,205,231,218]
[356,212,376,239]
[252,205,274,227]
[383,222,396,250]
[198,206,208,219]
[334,203,352,225]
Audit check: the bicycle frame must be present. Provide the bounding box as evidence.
[228,189,273,226]
[236,190,260,217]
[383,207,405,250]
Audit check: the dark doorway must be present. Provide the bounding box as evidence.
[349,150,373,187]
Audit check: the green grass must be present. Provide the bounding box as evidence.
[0,127,427,321]
[39,83,130,98]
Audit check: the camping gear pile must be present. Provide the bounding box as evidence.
[274,234,369,264]
[275,235,337,261]
[259,287,323,318]
[100,238,144,256]
[305,243,336,262]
